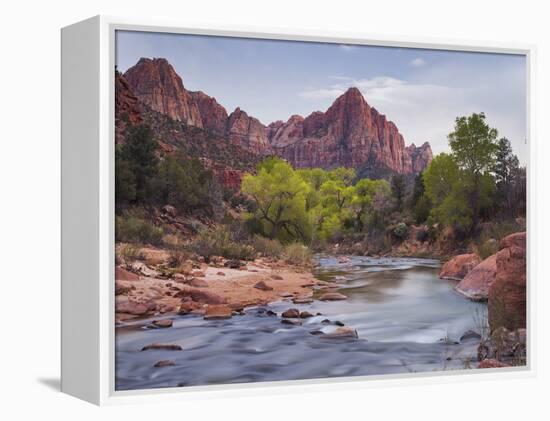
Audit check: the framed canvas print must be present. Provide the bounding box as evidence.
[61,16,533,405]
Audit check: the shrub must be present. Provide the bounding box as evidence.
[283,243,312,266]
[251,235,284,259]
[191,225,255,261]
[416,227,429,242]
[393,222,409,240]
[115,212,164,246]
[116,243,145,264]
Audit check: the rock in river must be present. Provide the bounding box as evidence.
[282,308,300,318]
[455,254,497,301]
[141,343,182,351]
[439,253,481,281]
[319,292,348,301]
[154,360,176,368]
[152,319,173,328]
[204,304,232,320]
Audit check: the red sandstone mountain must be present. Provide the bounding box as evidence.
[124,58,203,127]
[122,57,432,174]
[268,87,432,173]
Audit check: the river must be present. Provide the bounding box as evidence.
[115,255,487,390]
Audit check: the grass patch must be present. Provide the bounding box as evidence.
[282,243,312,267]
[190,225,256,261]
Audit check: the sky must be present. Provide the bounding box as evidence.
[116,30,527,163]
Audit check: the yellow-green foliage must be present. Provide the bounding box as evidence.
[242,157,393,245]
[190,225,256,261]
[282,243,312,266]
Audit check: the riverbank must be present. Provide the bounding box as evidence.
[115,244,324,323]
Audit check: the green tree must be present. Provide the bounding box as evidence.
[448,112,498,228]
[390,174,407,211]
[152,155,220,216]
[118,125,159,203]
[242,157,311,242]
[351,178,390,231]
[115,146,136,204]
[423,153,459,207]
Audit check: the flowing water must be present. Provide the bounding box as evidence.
[115,256,487,391]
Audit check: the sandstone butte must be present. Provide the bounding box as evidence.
[118,57,433,184]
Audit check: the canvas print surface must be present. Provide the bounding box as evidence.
[114,30,527,391]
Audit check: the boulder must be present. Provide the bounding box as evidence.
[115,280,134,296]
[282,308,300,318]
[324,327,358,339]
[178,301,201,315]
[115,266,140,281]
[439,253,481,281]
[271,274,284,280]
[204,304,232,320]
[141,343,182,351]
[281,319,302,326]
[299,311,314,318]
[189,289,226,305]
[152,319,173,328]
[319,292,348,301]
[154,360,176,368]
[253,280,273,291]
[455,254,497,301]
[115,297,149,315]
[187,278,208,288]
[161,205,177,218]
[488,232,526,331]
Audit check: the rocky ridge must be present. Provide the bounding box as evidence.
[122,57,433,175]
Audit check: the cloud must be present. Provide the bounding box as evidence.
[410,58,426,67]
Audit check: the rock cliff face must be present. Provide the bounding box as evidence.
[268,88,431,173]
[189,91,228,137]
[122,58,432,174]
[226,108,273,155]
[115,72,143,144]
[124,58,203,127]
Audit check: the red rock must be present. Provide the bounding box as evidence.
[226,107,273,155]
[187,278,208,288]
[115,73,143,144]
[124,58,203,126]
[216,271,226,276]
[190,90,229,136]
[478,359,510,369]
[115,297,149,315]
[115,266,140,282]
[292,297,314,304]
[271,274,284,280]
[253,280,273,291]
[178,301,200,315]
[325,326,358,339]
[319,292,348,301]
[439,254,481,281]
[189,289,226,305]
[455,254,497,301]
[204,304,232,320]
[488,232,526,331]
[115,280,134,295]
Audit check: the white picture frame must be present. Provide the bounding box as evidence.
[61,15,536,405]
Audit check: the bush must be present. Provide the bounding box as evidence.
[283,243,312,266]
[115,212,164,246]
[190,225,255,261]
[393,222,409,240]
[251,235,284,259]
[116,243,145,264]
